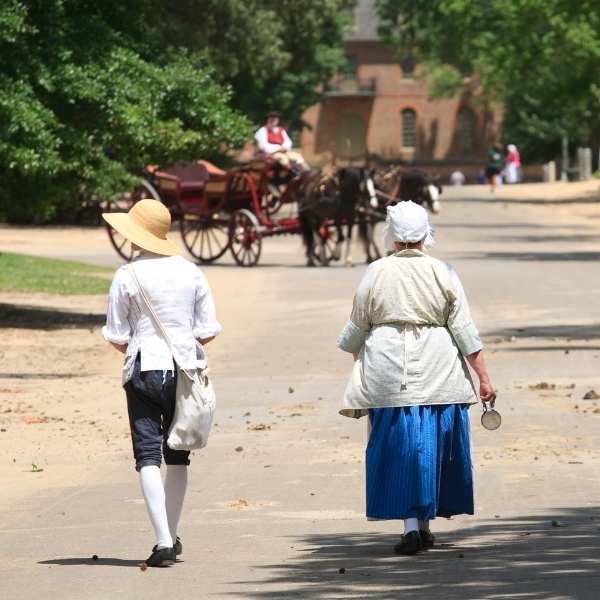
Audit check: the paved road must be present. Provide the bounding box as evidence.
[2,191,600,599]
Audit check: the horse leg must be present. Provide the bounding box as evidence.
[344,220,353,266]
[300,211,316,267]
[332,221,343,261]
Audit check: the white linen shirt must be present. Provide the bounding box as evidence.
[102,252,221,383]
[337,250,482,417]
[254,126,293,154]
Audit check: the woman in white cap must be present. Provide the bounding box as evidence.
[337,201,495,555]
[102,200,221,567]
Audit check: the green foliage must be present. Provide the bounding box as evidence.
[0,252,111,295]
[376,0,600,161]
[0,1,250,223]
[158,0,354,130]
[0,1,353,223]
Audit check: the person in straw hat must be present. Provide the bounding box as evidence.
[102,199,221,567]
[337,201,496,555]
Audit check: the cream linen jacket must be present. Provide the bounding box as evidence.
[337,250,482,418]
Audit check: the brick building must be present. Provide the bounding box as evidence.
[299,0,500,178]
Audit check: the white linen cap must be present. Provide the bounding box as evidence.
[382,201,434,251]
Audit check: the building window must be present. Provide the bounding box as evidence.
[400,55,416,78]
[336,112,366,158]
[401,108,417,148]
[457,107,475,153]
[343,55,358,80]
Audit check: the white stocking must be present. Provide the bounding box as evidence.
[139,465,172,549]
[165,465,188,542]
[404,518,419,535]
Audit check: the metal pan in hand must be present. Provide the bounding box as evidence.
[481,401,501,430]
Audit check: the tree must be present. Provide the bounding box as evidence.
[158,0,354,130]
[376,0,600,162]
[0,0,250,223]
[0,0,354,223]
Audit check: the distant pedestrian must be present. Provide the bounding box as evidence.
[450,170,466,186]
[505,144,521,183]
[475,169,486,184]
[485,143,504,192]
[337,201,496,555]
[102,200,221,567]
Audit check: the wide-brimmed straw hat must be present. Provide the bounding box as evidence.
[102,199,179,256]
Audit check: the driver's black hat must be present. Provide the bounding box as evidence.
[266,110,282,120]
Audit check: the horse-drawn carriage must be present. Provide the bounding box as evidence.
[103,159,339,266]
[103,158,441,267]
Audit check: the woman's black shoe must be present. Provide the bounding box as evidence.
[420,529,435,549]
[152,537,182,556]
[174,537,182,556]
[145,545,176,567]
[393,530,422,555]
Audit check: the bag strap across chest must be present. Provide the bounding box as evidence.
[128,264,195,381]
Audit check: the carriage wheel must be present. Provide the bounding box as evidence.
[229,209,262,267]
[313,222,340,266]
[103,180,162,261]
[179,213,230,263]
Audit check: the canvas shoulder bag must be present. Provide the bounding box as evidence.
[128,264,216,451]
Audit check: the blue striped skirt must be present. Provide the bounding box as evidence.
[366,403,474,520]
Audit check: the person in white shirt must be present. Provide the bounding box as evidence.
[254,111,309,173]
[102,199,221,567]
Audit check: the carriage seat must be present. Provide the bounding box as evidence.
[197,160,227,177]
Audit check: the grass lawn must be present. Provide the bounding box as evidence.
[0,252,112,295]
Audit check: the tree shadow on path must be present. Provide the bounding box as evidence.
[0,303,104,330]
[229,508,600,600]
[486,323,600,341]
[461,250,600,262]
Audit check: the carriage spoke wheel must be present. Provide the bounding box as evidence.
[229,209,262,267]
[102,192,138,261]
[103,180,162,261]
[180,213,229,263]
[313,222,339,266]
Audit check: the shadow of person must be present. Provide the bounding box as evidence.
[38,557,142,568]
[226,507,600,600]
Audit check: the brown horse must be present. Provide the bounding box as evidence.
[298,167,379,266]
[372,166,442,214]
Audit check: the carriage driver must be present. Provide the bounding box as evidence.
[254,111,309,174]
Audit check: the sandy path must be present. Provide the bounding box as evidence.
[1,188,600,598]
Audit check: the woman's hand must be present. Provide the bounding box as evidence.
[479,379,497,406]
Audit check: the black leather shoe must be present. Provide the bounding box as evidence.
[393,530,422,555]
[152,537,182,556]
[420,529,435,549]
[145,545,175,567]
